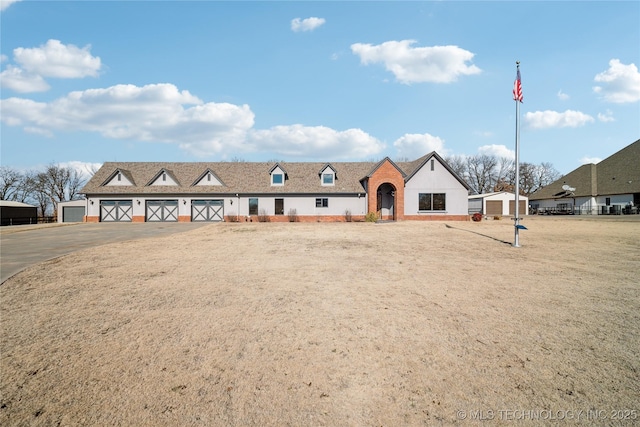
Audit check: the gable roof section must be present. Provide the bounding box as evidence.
[402,152,471,191]
[318,163,338,176]
[100,168,136,186]
[146,168,180,186]
[192,168,224,186]
[363,157,406,180]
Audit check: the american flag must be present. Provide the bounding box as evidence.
[513,68,523,102]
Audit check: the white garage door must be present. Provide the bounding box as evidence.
[146,200,178,222]
[191,200,223,222]
[101,200,133,222]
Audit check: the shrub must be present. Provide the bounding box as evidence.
[365,212,378,223]
[288,208,299,222]
[344,209,353,222]
[257,209,270,222]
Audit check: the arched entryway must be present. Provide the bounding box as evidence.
[376,182,397,221]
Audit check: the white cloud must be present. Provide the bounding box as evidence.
[58,161,104,180]
[393,133,446,158]
[1,54,7,62]
[0,65,50,93]
[597,110,615,122]
[593,59,640,103]
[0,83,386,160]
[0,83,253,150]
[478,144,514,159]
[0,0,22,11]
[1,39,102,93]
[248,125,385,160]
[351,40,481,84]
[524,110,594,129]
[580,156,601,165]
[291,17,325,32]
[13,39,101,78]
[557,90,569,100]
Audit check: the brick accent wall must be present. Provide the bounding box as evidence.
[226,215,367,223]
[85,216,99,223]
[366,160,405,220]
[403,214,470,221]
[178,216,191,222]
[132,216,145,223]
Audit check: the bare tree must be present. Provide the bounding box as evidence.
[444,155,467,179]
[35,164,86,218]
[0,166,22,200]
[466,154,498,194]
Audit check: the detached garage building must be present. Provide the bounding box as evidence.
[57,200,87,223]
[468,192,529,217]
[0,201,38,226]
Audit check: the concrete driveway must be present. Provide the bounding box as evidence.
[0,222,210,284]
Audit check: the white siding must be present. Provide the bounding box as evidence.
[404,158,469,215]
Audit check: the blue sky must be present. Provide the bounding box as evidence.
[1,0,639,178]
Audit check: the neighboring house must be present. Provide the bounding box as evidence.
[80,152,471,223]
[468,192,529,217]
[0,200,38,226]
[57,200,87,223]
[529,139,640,215]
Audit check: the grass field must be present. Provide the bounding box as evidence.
[1,216,639,426]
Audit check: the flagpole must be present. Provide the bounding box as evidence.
[513,61,521,248]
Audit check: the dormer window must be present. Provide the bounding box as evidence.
[117,173,121,181]
[319,164,337,186]
[269,164,287,186]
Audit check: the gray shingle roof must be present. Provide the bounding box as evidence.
[529,139,640,200]
[82,152,471,196]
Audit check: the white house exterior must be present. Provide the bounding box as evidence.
[529,139,640,215]
[81,152,472,223]
[468,192,529,216]
[57,199,87,223]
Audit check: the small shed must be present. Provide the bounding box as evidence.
[57,200,87,223]
[468,192,529,217]
[0,200,38,226]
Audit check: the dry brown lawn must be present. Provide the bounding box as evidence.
[1,217,639,426]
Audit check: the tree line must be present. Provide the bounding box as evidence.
[444,154,561,196]
[0,164,86,217]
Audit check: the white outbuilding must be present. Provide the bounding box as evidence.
[468,192,529,217]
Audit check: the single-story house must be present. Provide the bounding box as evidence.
[81,152,472,223]
[57,200,87,223]
[529,139,640,215]
[0,200,38,226]
[468,192,529,217]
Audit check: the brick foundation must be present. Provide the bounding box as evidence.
[132,216,145,223]
[85,216,99,223]
[178,216,191,222]
[403,214,470,221]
